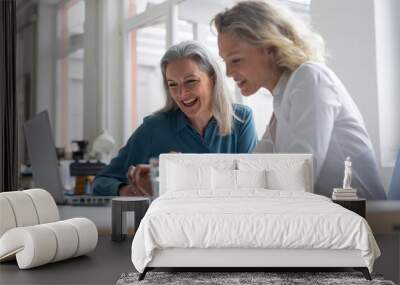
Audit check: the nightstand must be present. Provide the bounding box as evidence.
[332,198,366,218]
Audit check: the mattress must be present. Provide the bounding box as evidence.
[131,190,380,273]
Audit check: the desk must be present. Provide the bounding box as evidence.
[366,200,400,284]
[58,205,136,235]
[367,200,400,234]
[59,205,112,234]
[0,236,133,285]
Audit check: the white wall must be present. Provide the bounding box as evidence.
[310,0,400,191]
[374,0,400,168]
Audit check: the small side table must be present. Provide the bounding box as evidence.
[112,197,150,242]
[332,198,366,218]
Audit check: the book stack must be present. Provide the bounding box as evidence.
[332,188,358,200]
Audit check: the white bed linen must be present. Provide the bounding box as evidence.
[131,190,380,273]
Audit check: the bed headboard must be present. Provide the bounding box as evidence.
[159,153,314,195]
[159,153,313,195]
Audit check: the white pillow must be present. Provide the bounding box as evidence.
[237,159,308,191]
[267,167,306,191]
[211,168,268,190]
[236,169,268,189]
[212,168,236,190]
[167,162,212,191]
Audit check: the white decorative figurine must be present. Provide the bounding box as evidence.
[342,157,352,190]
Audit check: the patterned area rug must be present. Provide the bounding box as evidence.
[116,271,396,285]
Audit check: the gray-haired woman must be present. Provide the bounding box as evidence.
[94,40,258,196]
[213,1,386,200]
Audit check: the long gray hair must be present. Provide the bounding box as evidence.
[157,40,235,136]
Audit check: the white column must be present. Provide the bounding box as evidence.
[166,1,178,47]
[98,0,125,155]
[36,2,57,130]
[83,0,100,144]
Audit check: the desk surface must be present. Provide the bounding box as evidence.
[0,236,134,285]
[367,200,400,213]
[366,201,400,234]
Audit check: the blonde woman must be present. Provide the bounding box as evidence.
[94,41,258,196]
[213,1,386,199]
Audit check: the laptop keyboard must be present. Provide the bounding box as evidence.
[64,196,112,206]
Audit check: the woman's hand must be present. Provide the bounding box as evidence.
[118,184,141,196]
[126,164,153,196]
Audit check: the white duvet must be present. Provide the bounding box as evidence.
[131,190,380,273]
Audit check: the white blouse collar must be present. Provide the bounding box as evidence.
[272,71,290,98]
[272,71,291,114]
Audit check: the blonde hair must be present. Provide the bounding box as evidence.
[212,0,325,72]
[158,40,236,136]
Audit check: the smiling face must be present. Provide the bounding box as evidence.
[166,58,214,124]
[218,32,281,96]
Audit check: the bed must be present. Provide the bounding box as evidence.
[131,154,380,280]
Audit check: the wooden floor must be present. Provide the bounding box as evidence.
[0,236,134,285]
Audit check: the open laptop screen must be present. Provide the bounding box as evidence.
[23,110,64,203]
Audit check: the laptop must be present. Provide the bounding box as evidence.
[23,110,113,206]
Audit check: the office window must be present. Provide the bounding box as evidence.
[124,0,198,137]
[129,21,167,128]
[133,0,167,15]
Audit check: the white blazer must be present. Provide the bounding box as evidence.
[255,62,386,200]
